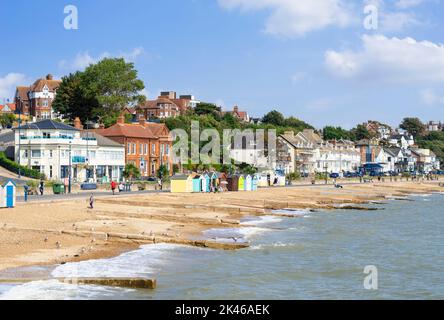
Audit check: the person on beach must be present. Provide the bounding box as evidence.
[111,181,117,195]
[119,182,124,193]
[89,193,94,209]
[39,180,44,196]
[158,178,163,191]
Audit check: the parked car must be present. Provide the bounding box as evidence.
[329,173,340,179]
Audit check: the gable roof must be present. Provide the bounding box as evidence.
[16,86,30,101]
[14,119,79,131]
[30,78,61,92]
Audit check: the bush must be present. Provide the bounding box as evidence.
[0,152,45,180]
[286,172,301,181]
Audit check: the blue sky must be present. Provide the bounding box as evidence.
[1,0,444,128]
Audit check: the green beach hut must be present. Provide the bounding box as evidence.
[238,175,245,191]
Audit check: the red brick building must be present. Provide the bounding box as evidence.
[15,74,61,120]
[96,115,173,177]
[136,91,200,119]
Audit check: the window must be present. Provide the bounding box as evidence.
[132,143,136,155]
[160,144,164,156]
[152,144,156,155]
[165,144,169,156]
[31,150,41,158]
[144,144,148,155]
[49,165,53,179]
[49,150,53,158]
[127,143,132,155]
[23,150,28,158]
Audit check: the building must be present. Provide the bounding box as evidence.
[388,134,415,149]
[136,91,200,119]
[230,136,273,170]
[96,115,173,177]
[363,121,392,140]
[427,121,443,132]
[277,130,318,175]
[410,148,440,173]
[13,119,125,182]
[0,103,16,114]
[15,74,61,120]
[224,106,250,123]
[355,138,381,164]
[316,140,361,174]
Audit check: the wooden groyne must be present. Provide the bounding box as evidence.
[0,277,156,289]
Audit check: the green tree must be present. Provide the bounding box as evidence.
[157,164,170,181]
[262,110,285,126]
[123,163,141,181]
[400,117,425,137]
[194,102,221,120]
[350,124,373,141]
[323,126,352,140]
[0,114,16,128]
[53,58,146,125]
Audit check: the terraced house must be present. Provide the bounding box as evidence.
[96,115,173,177]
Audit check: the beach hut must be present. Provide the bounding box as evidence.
[252,175,259,191]
[170,175,192,193]
[238,175,245,191]
[0,180,16,208]
[227,175,239,192]
[244,175,253,191]
[257,173,269,187]
[202,173,210,193]
[192,175,203,193]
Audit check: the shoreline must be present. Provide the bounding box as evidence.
[1,181,443,280]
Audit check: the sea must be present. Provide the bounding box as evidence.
[1,192,443,300]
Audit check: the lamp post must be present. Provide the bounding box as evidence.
[68,141,72,194]
[17,101,21,178]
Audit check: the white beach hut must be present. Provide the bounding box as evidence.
[0,180,16,208]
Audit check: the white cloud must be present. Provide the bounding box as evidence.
[0,73,28,101]
[325,35,444,83]
[421,89,444,106]
[395,0,426,9]
[218,0,354,37]
[59,47,144,71]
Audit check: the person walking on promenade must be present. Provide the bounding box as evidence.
[111,181,117,195]
[39,180,44,196]
[89,193,95,209]
[158,178,163,191]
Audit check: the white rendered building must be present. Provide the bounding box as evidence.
[13,120,125,183]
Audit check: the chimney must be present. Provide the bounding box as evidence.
[46,74,53,80]
[73,117,83,130]
[117,114,125,124]
[139,115,146,126]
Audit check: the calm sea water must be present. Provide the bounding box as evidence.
[1,193,443,300]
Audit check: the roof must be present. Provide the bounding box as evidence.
[14,119,80,131]
[30,78,61,92]
[0,103,16,112]
[81,131,123,147]
[96,123,155,139]
[139,97,180,111]
[170,175,189,181]
[384,147,402,157]
[16,86,30,101]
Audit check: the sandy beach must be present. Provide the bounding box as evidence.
[1,181,443,273]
